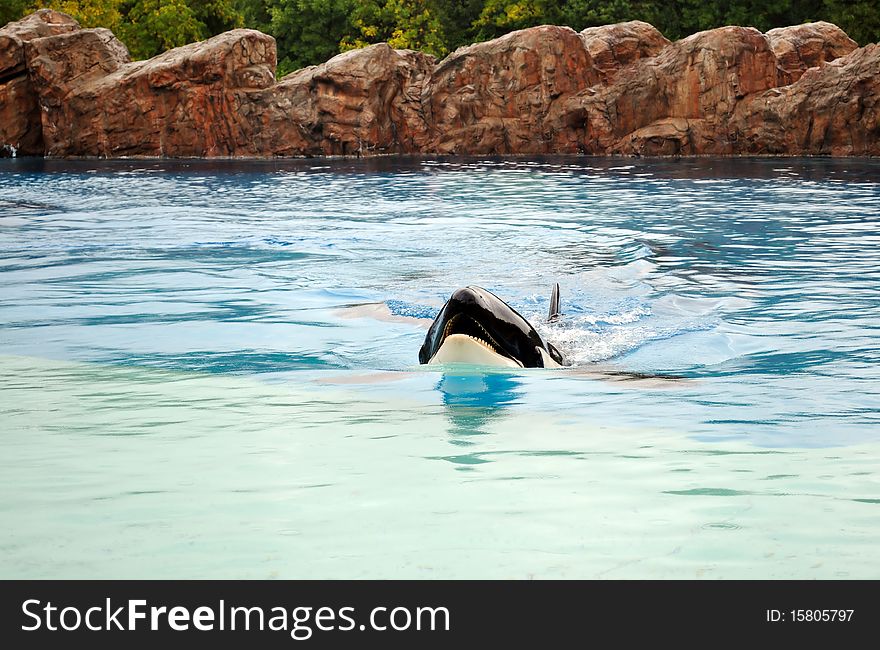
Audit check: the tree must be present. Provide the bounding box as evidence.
[116,0,205,58]
[823,0,880,45]
[433,0,483,51]
[5,0,878,68]
[116,0,242,58]
[266,0,356,75]
[25,0,123,31]
[471,0,662,40]
[558,0,664,33]
[472,0,557,41]
[340,0,448,57]
[2,0,36,26]
[191,0,243,35]
[232,0,271,33]
[20,1,242,59]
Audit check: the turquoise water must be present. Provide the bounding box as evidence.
[1,157,878,578]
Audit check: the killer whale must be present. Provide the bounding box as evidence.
[419,285,564,368]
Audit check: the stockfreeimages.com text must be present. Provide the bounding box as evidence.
[21,599,450,640]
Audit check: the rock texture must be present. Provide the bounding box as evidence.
[1,11,878,158]
[570,26,790,156]
[0,9,79,156]
[27,28,275,157]
[423,25,598,154]
[579,20,670,83]
[21,22,429,157]
[25,28,131,155]
[263,43,435,156]
[766,21,858,81]
[733,44,880,156]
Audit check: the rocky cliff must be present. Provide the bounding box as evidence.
[1,10,876,157]
[0,9,79,156]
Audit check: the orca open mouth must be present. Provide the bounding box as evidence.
[439,312,520,364]
[418,285,564,368]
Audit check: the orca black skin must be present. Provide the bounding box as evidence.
[419,286,564,368]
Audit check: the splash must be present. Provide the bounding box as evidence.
[520,295,718,367]
[386,299,438,320]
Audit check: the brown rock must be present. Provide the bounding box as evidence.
[579,21,670,83]
[0,9,79,78]
[766,21,858,81]
[0,75,42,156]
[2,10,876,159]
[569,26,789,154]
[423,25,598,154]
[261,43,435,156]
[732,44,880,156]
[0,9,79,156]
[611,117,709,156]
[25,28,131,156]
[26,28,276,157]
[26,28,130,100]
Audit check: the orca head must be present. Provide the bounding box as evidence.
[419,286,564,368]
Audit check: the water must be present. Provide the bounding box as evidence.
[1,156,878,579]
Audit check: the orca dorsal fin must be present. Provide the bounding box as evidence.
[548,283,561,322]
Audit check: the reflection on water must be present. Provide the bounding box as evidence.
[438,371,521,446]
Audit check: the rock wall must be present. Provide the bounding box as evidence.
[732,43,880,156]
[766,21,858,81]
[578,21,670,83]
[0,9,79,156]
[570,26,793,156]
[423,25,597,154]
[1,10,877,158]
[27,28,276,157]
[263,43,435,156]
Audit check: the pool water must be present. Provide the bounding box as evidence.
[1,156,878,578]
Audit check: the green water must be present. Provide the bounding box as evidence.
[2,355,876,579]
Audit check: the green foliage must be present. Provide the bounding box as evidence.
[473,0,663,39]
[561,1,660,31]
[117,0,205,58]
[823,0,880,46]
[0,0,31,27]
[341,0,448,57]
[20,0,243,59]
[25,0,124,31]
[467,0,877,46]
[266,0,355,75]
[116,0,243,58]
[472,0,552,40]
[670,0,806,36]
[2,0,878,73]
[432,0,483,51]
[192,0,244,35]
[232,0,270,33]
